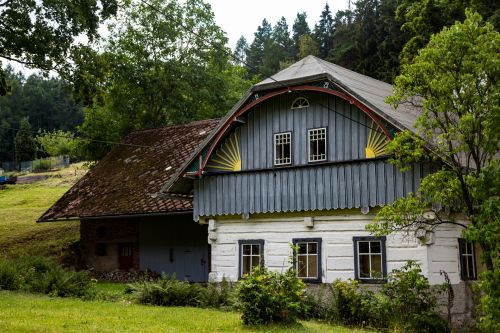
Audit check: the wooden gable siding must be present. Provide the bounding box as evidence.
[194,161,436,219]
[206,91,389,172]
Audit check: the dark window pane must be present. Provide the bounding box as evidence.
[242,244,251,255]
[252,255,260,270]
[252,244,260,254]
[358,242,370,254]
[308,255,318,278]
[298,243,307,254]
[370,241,381,253]
[308,242,317,254]
[242,256,250,275]
[359,255,370,278]
[371,254,382,275]
[297,255,307,277]
[467,256,474,278]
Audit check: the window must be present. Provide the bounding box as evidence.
[274,132,292,166]
[458,238,477,280]
[291,97,309,109]
[308,128,327,162]
[239,240,264,278]
[293,238,322,283]
[353,236,387,282]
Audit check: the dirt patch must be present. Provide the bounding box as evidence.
[16,175,49,184]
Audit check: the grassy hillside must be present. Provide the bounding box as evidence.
[0,164,86,258]
[0,291,370,333]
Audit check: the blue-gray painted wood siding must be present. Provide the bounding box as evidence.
[194,160,435,219]
[207,91,377,171]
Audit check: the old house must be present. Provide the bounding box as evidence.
[40,120,219,282]
[40,56,479,319]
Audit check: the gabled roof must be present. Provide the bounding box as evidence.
[255,55,420,132]
[160,56,422,195]
[39,119,219,221]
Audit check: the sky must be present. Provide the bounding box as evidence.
[206,0,351,49]
[7,0,351,75]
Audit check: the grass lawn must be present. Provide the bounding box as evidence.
[0,164,86,257]
[0,291,371,333]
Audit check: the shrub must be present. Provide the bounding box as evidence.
[382,260,449,332]
[127,274,204,307]
[32,159,51,172]
[237,267,306,325]
[0,256,95,298]
[200,277,236,309]
[328,279,388,328]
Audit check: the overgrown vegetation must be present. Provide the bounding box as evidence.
[302,262,448,332]
[127,274,235,309]
[237,267,306,325]
[369,11,499,332]
[0,256,94,298]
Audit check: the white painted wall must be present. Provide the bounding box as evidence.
[427,223,466,285]
[208,213,442,283]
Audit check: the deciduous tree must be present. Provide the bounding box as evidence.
[367,11,499,331]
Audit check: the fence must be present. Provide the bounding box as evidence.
[1,155,70,172]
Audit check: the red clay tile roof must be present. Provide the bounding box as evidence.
[38,119,220,221]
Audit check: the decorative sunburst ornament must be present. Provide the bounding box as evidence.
[365,121,390,158]
[206,133,241,171]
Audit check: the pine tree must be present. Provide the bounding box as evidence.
[313,3,335,58]
[246,19,272,77]
[14,117,37,163]
[292,12,311,58]
[234,36,249,64]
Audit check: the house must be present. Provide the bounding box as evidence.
[40,56,479,319]
[39,120,219,281]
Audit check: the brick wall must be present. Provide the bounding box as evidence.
[80,218,139,271]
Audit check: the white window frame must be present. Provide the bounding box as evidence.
[353,236,387,282]
[308,127,327,162]
[293,238,322,283]
[273,132,292,166]
[239,240,264,278]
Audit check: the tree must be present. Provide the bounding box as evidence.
[246,19,272,78]
[14,117,36,163]
[292,12,311,57]
[75,0,252,160]
[298,35,319,58]
[366,11,499,331]
[396,0,500,63]
[313,3,334,58]
[261,17,293,75]
[0,0,118,95]
[234,36,249,63]
[36,130,76,157]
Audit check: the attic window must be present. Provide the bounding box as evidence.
[291,97,309,109]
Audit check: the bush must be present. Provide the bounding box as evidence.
[127,274,236,309]
[32,159,51,172]
[0,256,95,298]
[237,267,306,325]
[127,274,204,307]
[201,277,235,309]
[328,279,389,328]
[382,261,449,332]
